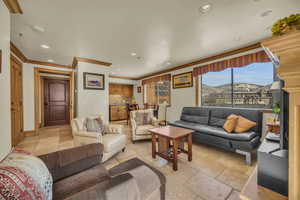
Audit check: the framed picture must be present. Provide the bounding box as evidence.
[83,72,105,90]
[0,50,2,73]
[137,86,142,93]
[172,72,193,89]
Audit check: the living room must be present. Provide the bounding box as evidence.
[1,0,300,200]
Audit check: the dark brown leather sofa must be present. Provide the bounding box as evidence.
[39,143,166,200]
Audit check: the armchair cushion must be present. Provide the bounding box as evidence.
[136,125,155,135]
[102,134,127,153]
[105,124,123,134]
[86,117,104,134]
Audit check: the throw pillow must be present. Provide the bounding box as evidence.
[86,117,104,134]
[143,112,152,125]
[0,149,53,200]
[223,114,239,133]
[234,115,257,133]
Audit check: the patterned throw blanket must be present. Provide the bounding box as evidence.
[0,149,53,200]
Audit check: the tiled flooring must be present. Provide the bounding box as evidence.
[17,122,255,200]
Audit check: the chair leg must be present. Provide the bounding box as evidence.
[122,148,126,152]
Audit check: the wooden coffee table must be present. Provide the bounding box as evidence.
[149,126,194,171]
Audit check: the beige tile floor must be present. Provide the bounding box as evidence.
[17,122,256,200]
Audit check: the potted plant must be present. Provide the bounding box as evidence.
[272,103,281,123]
[272,14,300,36]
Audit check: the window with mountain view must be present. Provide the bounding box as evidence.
[201,62,274,108]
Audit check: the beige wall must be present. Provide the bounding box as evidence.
[76,62,110,123]
[0,1,11,159]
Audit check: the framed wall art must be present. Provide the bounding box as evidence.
[172,72,193,89]
[83,72,105,90]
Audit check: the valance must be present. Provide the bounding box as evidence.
[142,74,171,85]
[192,50,271,77]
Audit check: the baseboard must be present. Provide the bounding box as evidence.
[23,130,36,136]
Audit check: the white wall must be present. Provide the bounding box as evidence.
[0,1,11,159]
[109,77,137,85]
[22,63,73,131]
[76,62,110,123]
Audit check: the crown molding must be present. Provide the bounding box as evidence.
[10,42,28,62]
[27,59,73,69]
[73,57,112,67]
[3,0,22,14]
[138,43,261,80]
[109,75,139,81]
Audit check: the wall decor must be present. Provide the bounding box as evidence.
[0,50,2,73]
[172,72,193,89]
[83,72,105,90]
[137,86,142,93]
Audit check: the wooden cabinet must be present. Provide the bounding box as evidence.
[110,105,128,121]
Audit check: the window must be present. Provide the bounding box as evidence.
[143,81,170,105]
[201,62,274,108]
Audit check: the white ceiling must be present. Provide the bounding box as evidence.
[11,0,300,78]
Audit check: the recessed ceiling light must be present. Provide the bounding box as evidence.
[199,4,211,13]
[131,52,137,56]
[47,59,54,63]
[32,25,45,33]
[41,44,50,49]
[261,10,272,17]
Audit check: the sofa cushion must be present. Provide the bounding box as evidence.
[193,125,259,141]
[53,164,109,200]
[102,134,127,153]
[0,149,53,200]
[208,107,262,134]
[136,125,155,135]
[170,120,258,141]
[180,107,210,125]
[209,117,226,127]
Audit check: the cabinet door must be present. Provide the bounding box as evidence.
[118,106,128,120]
[110,106,119,121]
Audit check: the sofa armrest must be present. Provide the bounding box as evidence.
[39,143,104,182]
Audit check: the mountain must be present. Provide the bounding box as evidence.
[202,83,271,95]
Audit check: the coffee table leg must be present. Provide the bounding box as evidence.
[152,134,156,159]
[173,139,178,171]
[188,134,192,162]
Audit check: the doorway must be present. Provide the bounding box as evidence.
[34,68,74,133]
[10,55,24,146]
[43,78,70,126]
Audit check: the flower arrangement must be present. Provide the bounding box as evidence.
[272,14,300,36]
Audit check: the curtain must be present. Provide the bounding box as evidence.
[192,50,270,77]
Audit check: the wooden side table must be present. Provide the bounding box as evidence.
[149,126,193,171]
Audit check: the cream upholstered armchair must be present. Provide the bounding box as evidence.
[71,115,127,162]
[130,109,159,142]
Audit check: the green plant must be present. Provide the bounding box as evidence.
[272,103,281,122]
[272,14,300,36]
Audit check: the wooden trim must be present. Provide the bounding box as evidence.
[72,57,78,69]
[138,43,261,80]
[195,76,199,106]
[10,42,27,63]
[3,0,23,14]
[23,130,36,136]
[262,109,273,114]
[34,68,74,134]
[109,75,139,80]
[27,59,73,69]
[74,57,112,67]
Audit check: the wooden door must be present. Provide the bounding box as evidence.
[44,79,70,126]
[10,56,24,146]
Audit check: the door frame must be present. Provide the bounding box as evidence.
[42,76,71,127]
[34,68,74,134]
[10,55,24,146]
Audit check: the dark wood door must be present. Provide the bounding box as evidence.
[44,79,70,126]
[10,56,24,146]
